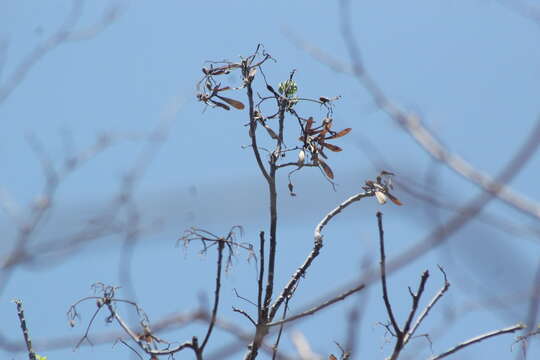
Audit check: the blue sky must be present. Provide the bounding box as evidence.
[1,1,539,359]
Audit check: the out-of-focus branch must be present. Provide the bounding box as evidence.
[0,117,174,297]
[361,8,537,219]
[286,2,540,222]
[354,133,540,242]
[69,284,199,358]
[382,116,540,284]
[499,0,540,25]
[323,113,540,307]
[339,0,540,222]
[271,293,291,360]
[344,256,372,356]
[519,259,540,358]
[4,309,263,354]
[0,0,124,105]
[0,133,135,294]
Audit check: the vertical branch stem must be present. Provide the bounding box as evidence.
[257,231,265,322]
[402,270,429,336]
[13,299,36,360]
[244,72,280,360]
[263,165,278,314]
[245,64,290,360]
[246,81,271,184]
[263,101,286,316]
[272,296,291,360]
[376,212,401,338]
[200,239,225,351]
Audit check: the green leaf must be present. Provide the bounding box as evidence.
[278,80,298,97]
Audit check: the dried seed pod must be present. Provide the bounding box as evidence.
[215,95,245,110]
[288,182,296,196]
[318,158,334,179]
[264,125,278,139]
[387,192,403,206]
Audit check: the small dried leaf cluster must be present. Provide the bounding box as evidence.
[362,170,403,206]
[70,283,186,359]
[299,116,352,179]
[67,283,161,351]
[178,226,256,271]
[196,46,269,111]
[196,45,352,195]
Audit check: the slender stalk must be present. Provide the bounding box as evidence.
[377,212,401,339]
[13,299,36,360]
[246,81,271,184]
[257,231,265,322]
[200,239,225,351]
[270,192,371,320]
[430,324,525,360]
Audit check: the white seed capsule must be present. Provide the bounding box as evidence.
[297,149,305,165]
[375,191,388,205]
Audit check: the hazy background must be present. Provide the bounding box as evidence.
[1,1,539,359]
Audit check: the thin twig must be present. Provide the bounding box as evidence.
[322,116,540,304]
[74,306,101,349]
[377,212,401,338]
[106,303,195,356]
[246,67,271,184]
[429,323,526,360]
[269,192,371,320]
[404,266,450,345]
[200,239,225,351]
[117,339,144,360]
[268,284,365,327]
[402,271,430,338]
[233,307,257,327]
[256,230,265,327]
[272,295,291,360]
[234,288,258,308]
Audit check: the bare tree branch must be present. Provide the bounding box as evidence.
[430,323,526,360]
[270,191,372,320]
[404,266,450,346]
[377,211,401,340]
[268,284,365,328]
[12,299,36,360]
[286,2,540,222]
